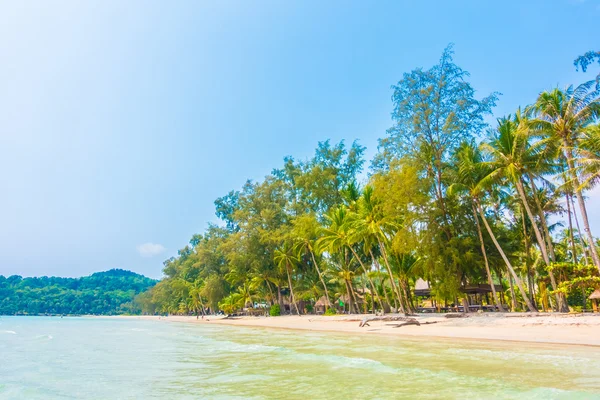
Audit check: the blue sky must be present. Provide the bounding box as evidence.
[1,1,599,279]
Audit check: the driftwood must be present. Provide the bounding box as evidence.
[360,315,442,328]
[388,320,439,328]
[359,315,410,327]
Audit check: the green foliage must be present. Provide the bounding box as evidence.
[0,269,157,315]
[269,304,281,316]
[324,308,337,316]
[133,46,600,317]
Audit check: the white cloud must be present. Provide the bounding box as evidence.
[136,243,166,258]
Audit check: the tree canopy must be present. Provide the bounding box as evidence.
[136,46,600,316]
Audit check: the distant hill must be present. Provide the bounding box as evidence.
[0,269,158,315]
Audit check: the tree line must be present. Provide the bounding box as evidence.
[137,45,600,316]
[0,269,157,315]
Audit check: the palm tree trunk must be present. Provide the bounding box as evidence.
[572,195,590,265]
[370,250,391,312]
[265,280,275,306]
[377,237,406,313]
[565,191,578,263]
[309,248,332,308]
[521,206,537,309]
[516,179,566,312]
[277,285,284,312]
[471,204,505,311]
[528,174,558,261]
[285,263,300,315]
[528,178,568,310]
[348,247,383,313]
[476,201,538,312]
[343,279,356,313]
[349,282,360,314]
[508,272,518,311]
[564,145,600,271]
[398,277,414,313]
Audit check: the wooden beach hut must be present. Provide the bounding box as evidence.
[314,296,329,314]
[589,289,600,312]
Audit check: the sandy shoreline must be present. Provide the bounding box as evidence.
[106,313,600,347]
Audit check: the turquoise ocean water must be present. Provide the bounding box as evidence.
[1,316,599,399]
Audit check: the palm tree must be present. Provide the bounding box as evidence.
[474,197,538,312]
[481,115,567,311]
[576,124,600,191]
[318,207,361,313]
[188,279,206,317]
[533,82,600,272]
[351,187,406,313]
[449,141,505,312]
[274,242,300,315]
[291,214,332,309]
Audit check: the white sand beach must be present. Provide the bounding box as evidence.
[119,313,600,346]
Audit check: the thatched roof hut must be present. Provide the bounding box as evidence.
[590,289,600,312]
[315,296,329,307]
[589,289,600,300]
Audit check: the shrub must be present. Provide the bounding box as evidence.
[324,308,337,316]
[269,304,281,316]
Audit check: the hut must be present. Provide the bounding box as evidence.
[589,289,600,312]
[414,278,503,312]
[314,296,329,314]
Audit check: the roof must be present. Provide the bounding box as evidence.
[415,278,430,291]
[589,289,600,300]
[414,280,502,297]
[315,296,329,307]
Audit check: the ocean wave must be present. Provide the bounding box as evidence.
[35,334,53,340]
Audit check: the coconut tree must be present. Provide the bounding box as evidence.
[188,279,206,318]
[291,213,332,309]
[318,207,361,313]
[274,242,301,315]
[576,124,600,191]
[473,196,538,312]
[533,82,600,272]
[449,141,505,311]
[351,186,406,313]
[481,114,567,311]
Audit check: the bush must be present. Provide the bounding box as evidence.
[269,304,281,316]
[324,308,337,316]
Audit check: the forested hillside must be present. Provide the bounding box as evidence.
[0,269,157,315]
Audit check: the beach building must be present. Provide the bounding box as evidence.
[414,278,503,312]
[589,289,600,312]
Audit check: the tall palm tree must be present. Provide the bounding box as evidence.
[474,197,538,312]
[351,187,406,313]
[576,124,600,191]
[481,115,567,311]
[188,279,206,317]
[274,243,301,315]
[318,207,361,313]
[291,214,332,309]
[533,82,600,272]
[449,141,505,311]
